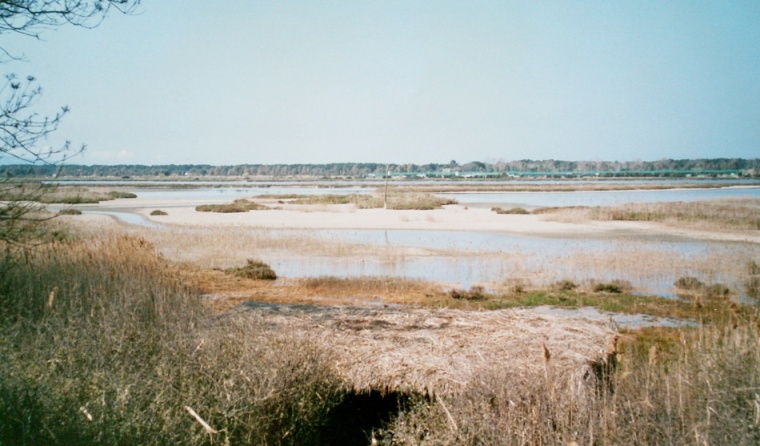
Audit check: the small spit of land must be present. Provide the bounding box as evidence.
[2,178,760,445]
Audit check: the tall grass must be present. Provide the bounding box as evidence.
[0,236,342,445]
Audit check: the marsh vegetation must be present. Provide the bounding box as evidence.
[2,185,760,444]
[0,185,137,204]
[539,197,760,231]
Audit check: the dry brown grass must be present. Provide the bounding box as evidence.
[0,235,344,445]
[541,198,760,231]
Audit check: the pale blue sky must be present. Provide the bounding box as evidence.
[3,1,759,165]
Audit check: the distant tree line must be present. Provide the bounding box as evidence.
[1,158,758,179]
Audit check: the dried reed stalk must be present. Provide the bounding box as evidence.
[184,406,218,435]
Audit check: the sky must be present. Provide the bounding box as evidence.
[2,1,759,166]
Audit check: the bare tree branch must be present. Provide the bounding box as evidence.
[0,0,139,244]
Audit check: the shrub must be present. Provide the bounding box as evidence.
[705,283,731,298]
[746,277,760,299]
[491,207,530,215]
[225,259,277,280]
[551,279,578,291]
[449,285,486,300]
[196,199,268,213]
[52,195,102,204]
[674,276,705,291]
[150,209,168,216]
[57,208,82,215]
[593,280,632,294]
[107,191,138,199]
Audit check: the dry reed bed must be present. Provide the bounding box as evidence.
[227,302,616,397]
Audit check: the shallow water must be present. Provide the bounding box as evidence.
[255,228,758,299]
